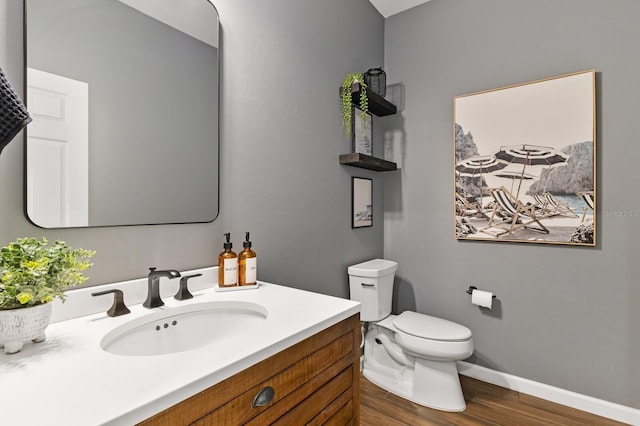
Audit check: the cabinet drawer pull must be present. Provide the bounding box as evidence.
[252,386,275,408]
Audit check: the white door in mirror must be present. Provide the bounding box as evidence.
[26,68,88,227]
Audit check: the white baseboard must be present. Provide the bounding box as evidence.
[457,361,640,425]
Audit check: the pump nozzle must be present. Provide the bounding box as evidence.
[243,232,252,248]
[223,232,232,249]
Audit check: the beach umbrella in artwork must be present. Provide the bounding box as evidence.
[494,144,568,198]
[455,154,507,203]
[494,170,535,194]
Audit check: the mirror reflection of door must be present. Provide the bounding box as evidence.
[26,68,89,227]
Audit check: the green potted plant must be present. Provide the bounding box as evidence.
[341,72,369,140]
[0,237,95,354]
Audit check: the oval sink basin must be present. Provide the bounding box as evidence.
[100,301,268,356]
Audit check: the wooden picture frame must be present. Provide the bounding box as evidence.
[352,177,372,228]
[454,70,596,246]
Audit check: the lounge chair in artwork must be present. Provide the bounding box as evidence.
[531,192,579,217]
[576,191,594,223]
[483,187,550,237]
[455,193,487,219]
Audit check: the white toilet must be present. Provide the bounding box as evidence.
[348,259,473,412]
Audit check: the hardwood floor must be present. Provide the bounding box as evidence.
[360,375,626,425]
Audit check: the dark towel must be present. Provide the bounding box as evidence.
[0,66,31,155]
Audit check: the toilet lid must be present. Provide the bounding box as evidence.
[393,311,472,342]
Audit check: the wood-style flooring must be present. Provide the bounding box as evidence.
[360,375,625,425]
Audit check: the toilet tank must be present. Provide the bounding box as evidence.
[348,259,398,322]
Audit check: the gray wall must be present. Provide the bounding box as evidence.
[0,0,384,296]
[384,0,640,408]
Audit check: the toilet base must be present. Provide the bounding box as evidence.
[363,324,467,412]
[413,358,466,411]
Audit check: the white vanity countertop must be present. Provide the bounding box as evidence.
[0,273,360,426]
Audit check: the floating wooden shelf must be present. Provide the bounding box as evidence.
[348,82,397,117]
[339,153,397,172]
[338,82,398,172]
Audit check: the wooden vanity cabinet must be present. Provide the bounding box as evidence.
[139,314,361,425]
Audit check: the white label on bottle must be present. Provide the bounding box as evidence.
[245,257,257,284]
[223,258,238,285]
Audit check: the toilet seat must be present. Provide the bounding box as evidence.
[393,311,471,342]
[390,311,474,361]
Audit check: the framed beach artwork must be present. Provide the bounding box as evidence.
[352,107,373,156]
[352,177,372,228]
[454,70,596,246]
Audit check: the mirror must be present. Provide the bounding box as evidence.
[24,0,219,228]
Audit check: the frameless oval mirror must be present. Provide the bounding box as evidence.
[24,0,219,228]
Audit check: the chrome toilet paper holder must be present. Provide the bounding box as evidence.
[466,286,496,298]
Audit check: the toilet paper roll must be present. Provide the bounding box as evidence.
[471,289,493,309]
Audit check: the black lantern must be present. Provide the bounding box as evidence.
[364,67,386,97]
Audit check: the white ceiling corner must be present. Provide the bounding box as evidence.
[368,0,431,18]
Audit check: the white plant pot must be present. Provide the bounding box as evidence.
[0,303,53,354]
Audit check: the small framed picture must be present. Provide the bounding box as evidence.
[352,107,373,156]
[352,177,372,228]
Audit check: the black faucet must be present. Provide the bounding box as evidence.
[143,267,181,308]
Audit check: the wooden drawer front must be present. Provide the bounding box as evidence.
[307,387,353,426]
[195,333,353,425]
[270,367,353,425]
[139,314,360,426]
[322,397,353,426]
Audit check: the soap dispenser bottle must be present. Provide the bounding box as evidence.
[218,233,238,287]
[238,232,257,286]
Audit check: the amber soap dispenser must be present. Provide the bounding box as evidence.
[218,233,238,287]
[238,232,257,286]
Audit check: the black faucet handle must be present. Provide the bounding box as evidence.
[91,289,131,317]
[174,273,202,301]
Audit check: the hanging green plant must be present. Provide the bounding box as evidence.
[341,72,369,140]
